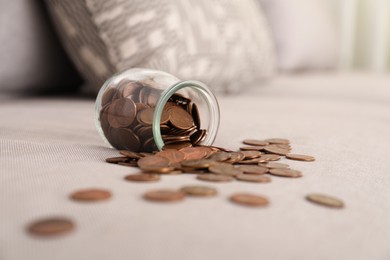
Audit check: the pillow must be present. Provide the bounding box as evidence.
[258,0,339,72]
[45,0,276,94]
[0,1,81,93]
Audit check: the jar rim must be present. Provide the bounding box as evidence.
[152,80,220,150]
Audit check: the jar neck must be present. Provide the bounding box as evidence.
[152,80,220,150]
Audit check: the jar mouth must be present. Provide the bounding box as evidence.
[152,80,220,150]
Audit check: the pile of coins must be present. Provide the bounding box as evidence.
[26,138,345,238]
[99,79,206,152]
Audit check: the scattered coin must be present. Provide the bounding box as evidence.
[230,193,269,207]
[181,159,215,169]
[264,138,290,145]
[237,165,268,175]
[240,146,264,151]
[286,153,315,162]
[197,174,234,182]
[180,147,208,160]
[155,149,186,164]
[27,217,75,236]
[70,188,112,202]
[208,163,243,177]
[105,156,130,164]
[235,174,271,183]
[259,154,281,162]
[263,145,289,156]
[243,139,269,146]
[143,189,185,202]
[241,150,262,159]
[306,193,344,208]
[269,168,302,178]
[180,185,218,197]
[124,174,161,182]
[137,155,174,172]
[260,162,289,169]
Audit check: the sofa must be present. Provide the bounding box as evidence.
[1,1,390,260]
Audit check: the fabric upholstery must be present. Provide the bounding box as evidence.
[1,74,390,260]
[45,0,275,94]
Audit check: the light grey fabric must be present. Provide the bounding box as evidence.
[45,0,275,94]
[0,1,80,93]
[1,73,390,260]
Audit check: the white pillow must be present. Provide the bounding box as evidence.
[259,0,339,71]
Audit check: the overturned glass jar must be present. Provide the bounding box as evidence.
[95,68,220,152]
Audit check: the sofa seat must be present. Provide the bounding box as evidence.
[1,73,390,260]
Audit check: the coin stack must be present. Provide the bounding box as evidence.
[99,79,206,152]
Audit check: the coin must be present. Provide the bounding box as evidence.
[259,154,281,162]
[263,145,289,156]
[143,189,185,202]
[241,150,262,159]
[260,162,289,169]
[264,138,290,145]
[163,142,192,150]
[235,174,271,183]
[306,193,344,208]
[119,150,143,159]
[208,152,231,162]
[286,153,315,162]
[138,155,170,168]
[269,168,302,178]
[137,107,155,125]
[27,217,75,236]
[237,158,264,164]
[243,139,269,146]
[105,156,130,163]
[208,162,243,176]
[229,193,269,207]
[197,174,234,182]
[101,87,118,106]
[181,159,215,169]
[225,152,245,163]
[180,185,218,197]
[107,98,137,128]
[70,188,112,201]
[180,147,208,160]
[237,165,268,175]
[240,146,264,151]
[124,174,161,182]
[169,106,194,130]
[156,149,186,164]
[189,129,207,145]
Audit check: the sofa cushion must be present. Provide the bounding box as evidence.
[45,0,276,94]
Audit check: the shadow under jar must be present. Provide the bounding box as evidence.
[95,68,220,152]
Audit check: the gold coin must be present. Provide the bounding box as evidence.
[269,168,302,178]
[143,189,185,202]
[27,217,75,237]
[286,153,315,162]
[208,162,243,177]
[306,193,344,208]
[242,139,269,146]
[237,165,268,175]
[124,174,161,182]
[229,193,269,207]
[156,149,186,164]
[70,188,112,202]
[197,174,234,182]
[181,159,215,169]
[235,174,271,183]
[180,185,218,197]
[264,138,290,145]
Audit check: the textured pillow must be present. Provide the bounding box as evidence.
[0,1,81,93]
[258,0,339,72]
[45,0,275,94]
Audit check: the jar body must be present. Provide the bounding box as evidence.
[95,68,220,152]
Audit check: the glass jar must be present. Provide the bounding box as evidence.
[95,68,220,152]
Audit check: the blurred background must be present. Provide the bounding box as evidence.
[0,0,389,95]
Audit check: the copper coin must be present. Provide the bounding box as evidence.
[269,168,302,178]
[241,150,262,159]
[191,103,201,129]
[105,156,129,163]
[237,158,264,164]
[243,139,269,146]
[180,147,208,160]
[101,87,118,106]
[137,107,155,125]
[119,150,143,159]
[169,106,194,130]
[229,193,269,207]
[237,165,268,175]
[306,193,344,208]
[240,146,265,151]
[190,129,207,145]
[181,159,215,169]
[225,152,245,163]
[143,189,185,202]
[27,217,75,237]
[208,152,231,162]
[70,188,112,201]
[163,142,192,150]
[259,154,281,162]
[156,149,186,164]
[137,155,174,173]
[118,161,138,167]
[180,185,218,197]
[197,174,234,182]
[124,174,161,182]
[286,153,315,162]
[235,174,271,183]
[208,163,243,177]
[260,162,289,169]
[263,145,289,156]
[107,98,137,128]
[109,128,141,151]
[264,138,290,145]
[121,80,142,98]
